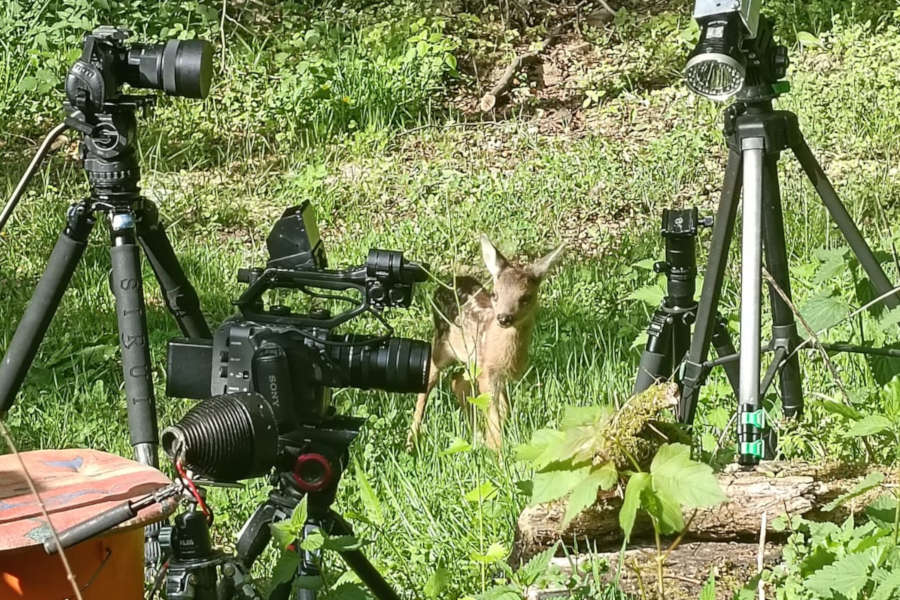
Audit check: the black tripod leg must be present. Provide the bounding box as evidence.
[135,200,211,339]
[679,149,743,424]
[761,156,804,418]
[0,204,95,414]
[109,213,158,467]
[793,137,900,313]
[710,317,740,395]
[327,512,401,600]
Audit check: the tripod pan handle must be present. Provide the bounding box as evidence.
[43,501,136,554]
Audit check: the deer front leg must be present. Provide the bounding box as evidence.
[407,357,440,449]
[451,372,475,429]
[478,371,509,451]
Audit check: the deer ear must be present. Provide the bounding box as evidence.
[531,243,565,280]
[480,234,508,280]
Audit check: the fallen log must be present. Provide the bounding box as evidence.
[513,461,894,564]
[527,542,782,600]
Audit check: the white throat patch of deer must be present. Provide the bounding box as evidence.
[408,235,565,450]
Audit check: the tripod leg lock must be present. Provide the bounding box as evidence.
[740,439,766,460]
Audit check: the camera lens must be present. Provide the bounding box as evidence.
[327,335,431,393]
[126,39,212,99]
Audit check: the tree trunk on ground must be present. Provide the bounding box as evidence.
[513,461,893,565]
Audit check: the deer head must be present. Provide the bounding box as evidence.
[480,235,565,328]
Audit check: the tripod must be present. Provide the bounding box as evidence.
[635,85,900,465]
[0,96,210,467]
[236,418,400,600]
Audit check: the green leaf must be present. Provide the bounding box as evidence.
[560,404,613,429]
[322,535,363,551]
[844,415,893,437]
[424,567,451,598]
[627,283,665,307]
[650,444,727,509]
[291,495,309,531]
[561,462,618,527]
[353,458,383,526]
[269,551,301,590]
[468,392,491,411]
[804,552,872,598]
[813,248,848,285]
[470,541,507,564]
[699,569,716,600]
[620,472,650,541]
[872,569,900,600]
[797,31,822,47]
[516,543,558,586]
[444,53,457,70]
[865,494,898,529]
[300,530,324,551]
[466,481,498,503]
[441,436,473,456]
[475,584,521,600]
[530,462,591,505]
[878,308,900,333]
[642,486,684,534]
[291,575,323,591]
[515,429,565,465]
[819,399,863,420]
[327,582,368,600]
[799,295,850,336]
[823,471,885,511]
[271,521,296,550]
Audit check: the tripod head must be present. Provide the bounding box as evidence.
[63,27,212,204]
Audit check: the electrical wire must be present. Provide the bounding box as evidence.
[175,460,212,522]
[0,122,69,234]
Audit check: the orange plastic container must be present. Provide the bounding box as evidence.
[0,449,175,599]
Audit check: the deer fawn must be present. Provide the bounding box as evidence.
[408,235,565,450]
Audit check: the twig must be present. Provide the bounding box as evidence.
[219,0,228,71]
[597,0,616,15]
[0,422,84,600]
[757,511,767,600]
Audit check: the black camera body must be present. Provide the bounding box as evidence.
[163,202,431,482]
[66,26,212,111]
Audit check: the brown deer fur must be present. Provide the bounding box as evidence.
[408,235,564,450]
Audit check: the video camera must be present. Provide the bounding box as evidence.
[162,202,431,482]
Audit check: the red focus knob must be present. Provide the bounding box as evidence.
[291,453,333,492]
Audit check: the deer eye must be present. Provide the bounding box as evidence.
[490,292,497,300]
[522,294,533,304]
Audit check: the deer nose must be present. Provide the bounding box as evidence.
[497,314,513,327]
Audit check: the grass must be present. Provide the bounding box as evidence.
[2,1,900,598]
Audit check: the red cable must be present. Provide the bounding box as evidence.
[175,460,211,520]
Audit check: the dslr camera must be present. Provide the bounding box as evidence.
[163,202,431,482]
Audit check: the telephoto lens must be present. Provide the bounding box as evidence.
[326,335,431,393]
[125,39,213,99]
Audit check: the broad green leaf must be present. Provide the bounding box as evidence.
[441,437,473,456]
[470,541,507,564]
[872,569,900,600]
[269,551,301,590]
[466,481,498,503]
[516,543,558,586]
[353,458,383,526]
[797,31,822,47]
[475,584,521,600]
[650,444,727,509]
[327,582,368,600]
[627,283,665,307]
[799,295,850,337]
[514,429,565,465]
[819,399,863,420]
[549,425,598,465]
[290,495,309,531]
[300,530,324,551]
[878,307,900,333]
[844,415,893,437]
[560,404,613,429]
[561,463,617,527]
[291,575,324,591]
[813,248,848,285]
[699,569,716,600]
[530,462,591,505]
[642,485,684,534]
[804,551,872,598]
[322,535,363,551]
[424,567,451,598]
[823,471,885,511]
[424,566,450,598]
[620,472,650,541]
[865,494,898,529]
[271,521,296,550]
[468,393,491,411]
